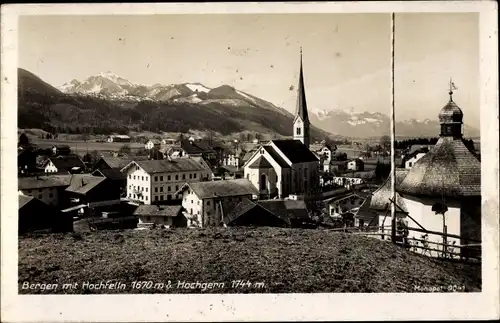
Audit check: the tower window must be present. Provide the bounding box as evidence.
[296,127,301,135]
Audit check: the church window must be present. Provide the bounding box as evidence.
[260,174,267,190]
[296,127,301,135]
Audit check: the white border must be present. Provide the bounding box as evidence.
[1,2,498,322]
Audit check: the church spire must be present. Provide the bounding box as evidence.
[293,47,310,148]
[295,47,309,122]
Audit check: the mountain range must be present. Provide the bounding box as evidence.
[17,69,480,139]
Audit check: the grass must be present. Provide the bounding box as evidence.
[18,228,481,294]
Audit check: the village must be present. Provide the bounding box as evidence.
[17,50,482,266]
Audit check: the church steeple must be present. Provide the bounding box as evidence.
[293,47,310,148]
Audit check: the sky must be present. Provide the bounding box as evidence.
[18,13,479,127]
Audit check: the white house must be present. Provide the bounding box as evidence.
[145,139,161,150]
[347,159,365,171]
[43,155,86,174]
[402,150,428,169]
[121,158,211,204]
[176,178,259,228]
[107,135,131,143]
[326,191,367,218]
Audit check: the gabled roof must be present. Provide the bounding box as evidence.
[18,175,73,190]
[398,137,481,197]
[262,145,290,168]
[19,194,34,209]
[354,196,379,223]
[223,198,288,226]
[92,168,126,181]
[249,156,273,169]
[47,155,86,172]
[271,140,319,163]
[178,179,258,199]
[180,139,216,155]
[122,158,206,174]
[65,174,107,195]
[99,156,148,169]
[133,205,182,217]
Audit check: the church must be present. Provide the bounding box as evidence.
[243,49,320,199]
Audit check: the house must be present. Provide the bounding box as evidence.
[316,144,335,161]
[354,196,379,228]
[189,156,214,180]
[18,194,73,234]
[180,138,218,160]
[176,178,259,228]
[145,139,161,150]
[222,198,291,228]
[401,148,428,169]
[347,158,365,171]
[18,147,37,176]
[326,190,368,218]
[107,135,131,143]
[65,174,120,208]
[223,147,244,168]
[91,168,127,196]
[133,204,184,228]
[18,174,73,209]
[397,90,481,257]
[52,145,71,156]
[44,155,86,174]
[161,138,177,145]
[121,158,211,204]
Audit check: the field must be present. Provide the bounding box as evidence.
[18,228,481,294]
[31,138,145,153]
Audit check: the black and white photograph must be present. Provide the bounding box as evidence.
[1,1,498,322]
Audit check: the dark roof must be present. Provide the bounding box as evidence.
[271,140,319,163]
[19,194,34,208]
[439,98,463,123]
[180,179,258,199]
[399,137,481,197]
[325,191,368,204]
[65,174,107,195]
[18,175,73,190]
[48,155,85,172]
[402,148,428,164]
[180,139,216,155]
[133,205,182,217]
[99,156,148,169]
[249,156,274,169]
[223,198,259,224]
[295,49,309,122]
[257,199,310,221]
[262,145,290,168]
[92,168,126,181]
[124,158,206,174]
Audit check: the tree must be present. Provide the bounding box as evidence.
[380,135,391,151]
[119,144,131,155]
[19,133,30,147]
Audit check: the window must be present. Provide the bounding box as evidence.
[146,188,148,192]
[160,176,163,181]
[167,175,171,181]
[183,174,186,180]
[136,166,139,171]
[129,175,131,179]
[167,195,171,200]
[175,175,179,180]
[176,185,179,190]
[168,186,171,192]
[260,173,267,190]
[146,177,148,181]
[133,175,136,180]
[141,187,144,192]
[197,201,200,205]
[141,176,144,181]
[155,176,158,181]
[276,175,278,182]
[296,127,301,135]
[247,174,250,180]
[191,200,193,204]
[207,211,211,216]
[189,174,192,179]
[129,185,131,189]
[194,173,197,179]
[260,149,264,154]
[145,196,148,201]
[207,201,211,206]
[155,196,158,201]
[190,208,193,215]
[160,195,164,201]
[160,187,164,192]
[155,187,158,193]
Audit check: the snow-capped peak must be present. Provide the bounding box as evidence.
[97,71,136,87]
[185,83,211,93]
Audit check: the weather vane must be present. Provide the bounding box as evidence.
[449,78,458,100]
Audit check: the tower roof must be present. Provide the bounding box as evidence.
[295,48,309,122]
[439,80,463,124]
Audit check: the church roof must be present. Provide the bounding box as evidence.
[249,156,273,169]
[398,137,481,197]
[439,96,463,124]
[262,145,290,168]
[295,48,309,123]
[271,140,319,163]
[370,169,409,213]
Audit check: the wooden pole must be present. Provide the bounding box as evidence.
[390,12,397,243]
